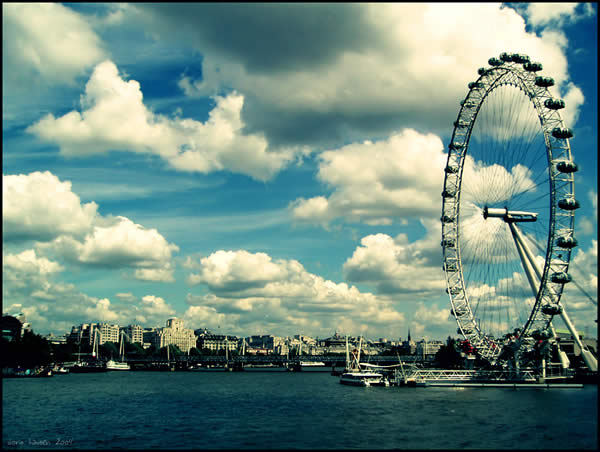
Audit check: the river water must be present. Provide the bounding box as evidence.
[2,371,597,449]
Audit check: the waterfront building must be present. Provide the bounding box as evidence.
[294,334,317,346]
[151,318,196,353]
[68,324,95,345]
[416,339,444,360]
[122,324,143,344]
[198,334,238,353]
[44,332,68,345]
[97,323,120,344]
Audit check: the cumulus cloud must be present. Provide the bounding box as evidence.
[290,129,446,227]
[2,3,106,89]
[3,171,98,242]
[3,250,125,333]
[522,3,595,28]
[343,221,446,298]
[26,60,306,181]
[184,249,406,337]
[133,3,585,148]
[3,171,178,280]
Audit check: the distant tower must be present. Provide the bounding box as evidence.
[407,328,411,342]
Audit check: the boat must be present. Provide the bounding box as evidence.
[70,328,107,373]
[52,364,69,374]
[299,361,326,367]
[106,330,130,371]
[106,360,130,371]
[339,336,389,387]
[340,370,390,387]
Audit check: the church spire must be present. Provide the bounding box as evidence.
[408,327,411,342]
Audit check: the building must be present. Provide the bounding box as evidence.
[122,324,143,344]
[152,318,196,353]
[400,329,417,355]
[415,339,444,360]
[142,328,157,349]
[44,332,68,345]
[97,323,120,344]
[198,334,238,353]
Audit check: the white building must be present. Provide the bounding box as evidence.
[98,323,120,344]
[152,318,196,353]
[122,324,143,344]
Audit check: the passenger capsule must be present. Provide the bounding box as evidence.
[499,52,512,62]
[454,120,469,128]
[541,304,563,316]
[551,272,572,284]
[511,53,530,64]
[531,328,553,339]
[524,62,543,72]
[558,197,580,210]
[468,81,483,89]
[556,236,578,249]
[556,160,579,173]
[478,67,487,76]
[545,98,565,110]
[552,127,573,139]
[460,100,477,108]
[442,189,456,198]
[535,76,555,87]
[449,142,464,150]
[444,165,459,174]
[441,239,455,248]
[488,57,503,67]
[446,287,461,295]
[441,215,455,223]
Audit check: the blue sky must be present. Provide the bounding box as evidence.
[3,3,597,341]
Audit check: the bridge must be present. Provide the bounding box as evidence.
[121,354,421,370]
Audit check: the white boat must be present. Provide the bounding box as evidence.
[106,359,130,371]
[299,361,326,367]
[339,335,389,387]
[340,370,390,387]
[106,330,131,371]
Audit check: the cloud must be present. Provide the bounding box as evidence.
[134,3,585,148]
[4,171,177,279]
[2,3,106,89]
[521,3,595,28]
[3,171,98,242]
[343,222,446,298]
[26,60,306,181]
[290,129,446,227]
[184,249,406,337]
[38,216,178,281]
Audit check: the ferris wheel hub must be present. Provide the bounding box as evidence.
[483,207,538,222]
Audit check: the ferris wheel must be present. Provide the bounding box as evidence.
[441,52,597,371]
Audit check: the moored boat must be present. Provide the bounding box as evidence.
[106,359,130,371]
[340,370,390,387]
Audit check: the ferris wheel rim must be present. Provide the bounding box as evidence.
[441,53,578,361]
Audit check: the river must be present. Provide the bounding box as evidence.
[3,371,597,449]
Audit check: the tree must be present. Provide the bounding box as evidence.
[1,331,52,368]
[434,337,463,369]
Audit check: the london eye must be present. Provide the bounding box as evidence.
[441,52,597,372]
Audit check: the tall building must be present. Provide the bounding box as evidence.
[68,323,120,345]
[97,323,120,344]
[198,334,238,353]
[152,318,196,353]
[122,324,143,344]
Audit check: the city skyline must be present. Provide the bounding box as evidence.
[3,3,597,342]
